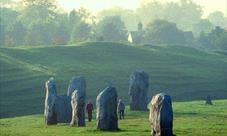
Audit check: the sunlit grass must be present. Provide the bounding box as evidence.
[0,100,226,136]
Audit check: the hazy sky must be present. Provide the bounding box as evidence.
[57,0,227,17]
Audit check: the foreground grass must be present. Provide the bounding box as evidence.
[0,42,227,117]
[0,100,226,136]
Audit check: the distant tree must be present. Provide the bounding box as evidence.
[137,0,202,31]
[216,32,227,50]
[96,16,127,42]
[207,11,227,29]
[25,22,55,45]
[137,1,164,25]
[53,22,69,45]
[144,20,186,44]
[0,7,19,46]
[198,26,227,50]
[0,7,19,31]
[19,0,58,25]
[70,21,91,43]
[192,19,214,37]
[174,0,202,30]
[208,27,226,49]
[197,32,212,49]
[11,21,27,45]
[98,7,139,31]
[68,9,80,30]
[18,0,59,45]
[77,7,91,22]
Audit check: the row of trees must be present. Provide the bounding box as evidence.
[0,0,226,50]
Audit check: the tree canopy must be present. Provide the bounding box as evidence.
[144,20,186,44]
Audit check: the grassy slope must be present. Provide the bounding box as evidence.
[0,100,227,136]
[0,42,227,118]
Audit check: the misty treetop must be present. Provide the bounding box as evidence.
[0,0,226,50]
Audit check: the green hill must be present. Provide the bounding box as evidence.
[0,100,227,136]
[0,42,227,118]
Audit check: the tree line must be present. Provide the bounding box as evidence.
[0,0,226,50]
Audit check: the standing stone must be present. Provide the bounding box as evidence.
[70,89,86,126]
[205,95,213,105]
[96,86,118,130]
[129,70,149,111]
[68,76,86,97]
[44,77,58,125]
[55,95,72,123]
[149,93,174,136]
[44,77,72,125]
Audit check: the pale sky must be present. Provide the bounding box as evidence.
[57,0,227,17]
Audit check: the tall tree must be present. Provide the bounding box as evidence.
[69,9,80,29]
[98,7,139,31]
[144,20,186,44]
[198,26,227,50]
[137,0,202,31]
[11,21,27,45]
[19,0,57,25]
[192,19,214,37]
[208,11,227,29]
[70,21,91,43]
[96,16,127,42]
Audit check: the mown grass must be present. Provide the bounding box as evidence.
[0,42,227,118]
[0,100,226,136]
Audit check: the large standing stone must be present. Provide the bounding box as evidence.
[96,86,118,130]
[129,70,149,111]
[70,89,86,126]
[68,76,86,97]
[149,93,174,136]
[44,77,72,125]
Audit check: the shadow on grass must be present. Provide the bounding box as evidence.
[86,128,150,133]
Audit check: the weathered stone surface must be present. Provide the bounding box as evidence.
[205,95,213,105]
[70,89,86,126]
[96,86,118,130]
[68,76,86,97]
[149,93,174,136]
[129,70,149,111]
[44,77,72,125]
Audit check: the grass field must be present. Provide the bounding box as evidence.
[0,100,226,136]
[0,42,227,118]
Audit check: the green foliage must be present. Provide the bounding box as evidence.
[137,0,202,30]
[25,22,55,45]
[10,21,27,45]
[0,42,226,118]
[0,100,226,136]
[208,11,227,29]
[53,22,70,45]
[68,10,80,29]
[0,7,19,29]
[19,0,58,25]
[70,21,91,43]
[98,7,139,31]
[96,16,127,42]
[192,19,214,37]
[144,20,186,44]
[198,26,227,50]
